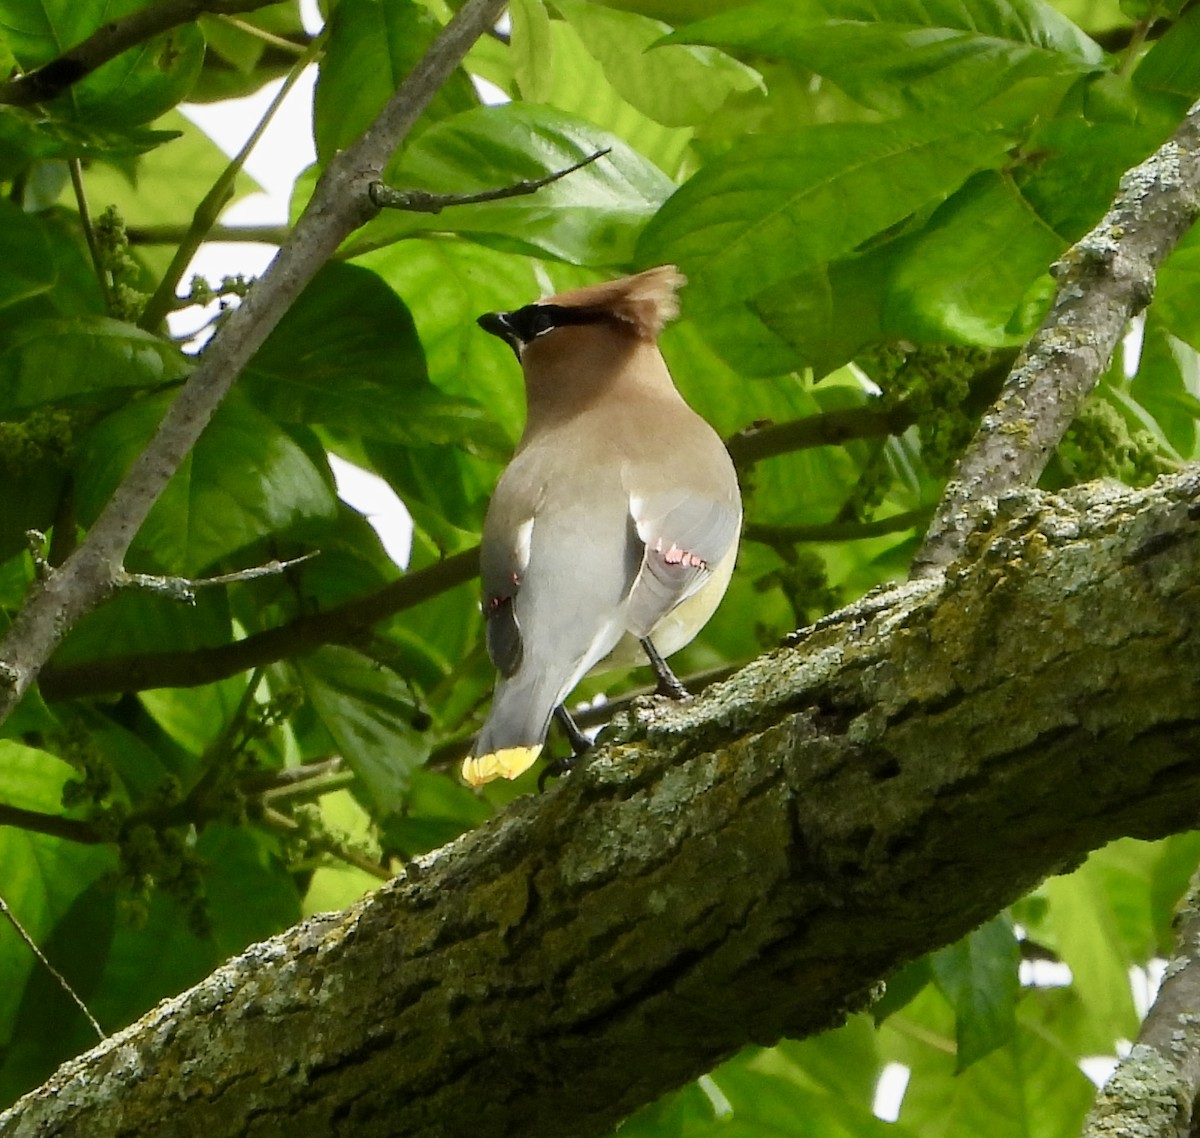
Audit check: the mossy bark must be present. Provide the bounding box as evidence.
[5,470,1200,1138]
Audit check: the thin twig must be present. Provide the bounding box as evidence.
[241,756,345,794]
[212,14,310,55]
[0,0,283,106]
[68,160,112,312]
[0,803,100,844]
[260,806,391,881]
[368,148,611,214]
[913,97,1200,577]
[128,224,292,246]
[41,548,480,700]
[139,31,325,330]
[0,892,107,1041]
[745,510,931,547]
[115,552,320,603]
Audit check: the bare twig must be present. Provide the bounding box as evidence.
[745,509,930,547]
[128,225,292,246]
[0,0,510,726]
[0,0,282,107]
[212,14,309,55]
[260,806,391,881]
[368,148,611,214]
[0,893,106,1041]
[114,552,320,603]
[913,97,1200,577]
[1080,866,1200,1138]
[40,548,480,701]
[68,160,111,311]
[138,31,325,330]
[0,803,99,844]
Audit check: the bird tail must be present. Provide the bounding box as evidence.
[463,674,559,787]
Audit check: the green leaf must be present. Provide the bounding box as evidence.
[749,247,891,378]
[81,825,299,1030]
[312,0,476,163]
[1133,3,1200,100]
[0,106,179,173]
[510,0,554,102]
[0,197,54,311]
[76,109,260,233]
[666,0,1102,116]
[51,586,233,686]
[73,388,338,576]
[1155,220,1200,354]
[0,316,191,414]
[1043,860,1141,1045]
[931,915,1021,1070]
[243,262,504,457]
[884,171,1064,345]
[0,742,114,1048]
[874,954,934,1023]
[1132,315,1200,460]
[637,118,1015,312]
[346,103,675,266]
[553,0,762,128]
[893,993,1095,1138]
[296,645,430,815]
[0,0,204,127]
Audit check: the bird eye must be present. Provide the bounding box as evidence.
[525,307,556,338]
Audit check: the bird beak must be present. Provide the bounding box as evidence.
[478,311,522,361]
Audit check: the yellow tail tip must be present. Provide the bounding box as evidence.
[462,745,543,788]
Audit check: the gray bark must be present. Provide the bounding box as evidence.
[4,467,1200,1138]
[914,97,1200,575]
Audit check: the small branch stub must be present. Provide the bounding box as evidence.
[114,552,320,604]
[369,148,612,214]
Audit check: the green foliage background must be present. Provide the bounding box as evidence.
[2,0,1200,1130]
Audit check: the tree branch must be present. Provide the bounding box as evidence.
[5,467,1200,1138]
[0,0,283,107]
[1081,867,1200,1138]
[38,548,479,701]
[0,0,510,727]
[368,148,611,213]
[744,509,930,547]
[913,96,1200,576]
[0,803,99,844]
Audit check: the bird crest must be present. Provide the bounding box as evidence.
[542,265,685,341]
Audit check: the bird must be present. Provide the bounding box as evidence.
[462,265,742,789]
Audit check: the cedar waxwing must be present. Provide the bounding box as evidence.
[462,266,742,788]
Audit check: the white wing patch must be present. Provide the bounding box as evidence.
[513,516,535,575]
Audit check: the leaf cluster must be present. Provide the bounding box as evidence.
[3,0,1200,1130]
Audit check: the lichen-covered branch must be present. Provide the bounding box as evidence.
[914,97,1200,576]
[5,467,1200,1138]
[0,0,281,107]
[1081,867,1200,1138]
[0,0,509,726]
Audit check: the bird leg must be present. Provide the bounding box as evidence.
[537,705,592,791]
[640,637,691,700]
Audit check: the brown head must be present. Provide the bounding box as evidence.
[477,266,686,420]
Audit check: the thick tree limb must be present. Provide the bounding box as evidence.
[0,0,510,726]
[913,96,1200,576]
[1081,868,1200,1138]
[0,0,282,107]
[5,467,1200,1138]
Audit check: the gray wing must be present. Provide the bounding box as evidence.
[480,508,534,679]
[625,489,741,639]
